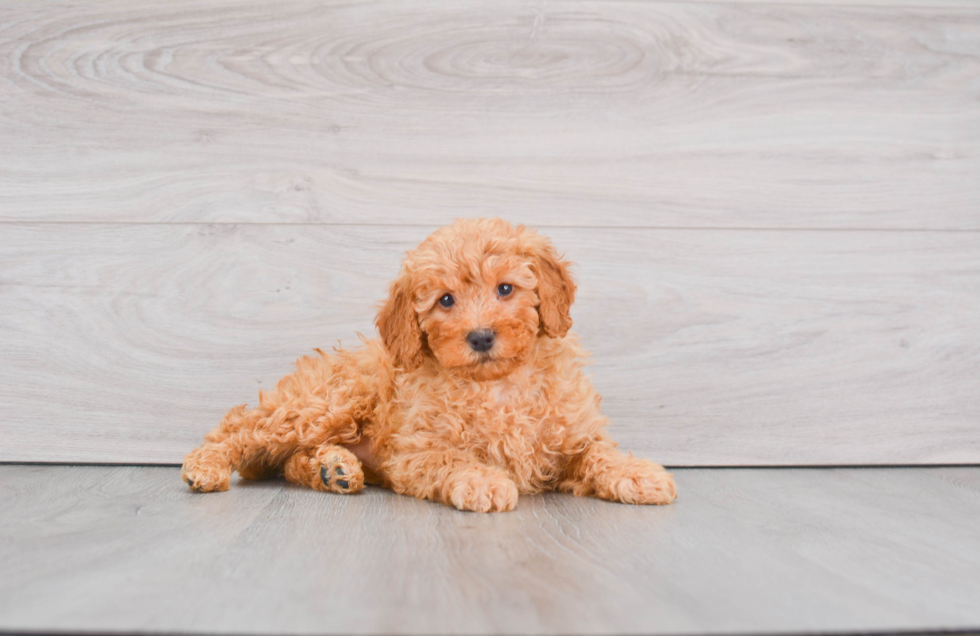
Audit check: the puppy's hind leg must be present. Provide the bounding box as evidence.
[182,404,290,493]
[182,442,235,493]
[283,445,365,494]
[181,404,250,492]
[183,346,383,492]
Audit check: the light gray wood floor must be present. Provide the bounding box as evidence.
[1,465,978,635]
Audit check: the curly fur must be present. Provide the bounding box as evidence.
[182,218,677,512]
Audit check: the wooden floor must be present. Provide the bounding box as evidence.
[1,465,978,635]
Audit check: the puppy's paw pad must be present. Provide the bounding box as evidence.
[315,448,363,494]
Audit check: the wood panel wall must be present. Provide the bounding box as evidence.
[1,0,978,465]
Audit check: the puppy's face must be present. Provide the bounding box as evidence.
[376,219,576,381]
[416,253,540,381]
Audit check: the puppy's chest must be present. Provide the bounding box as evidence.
[449,377,569,475]
[392,368,580,487]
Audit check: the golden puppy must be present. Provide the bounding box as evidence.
[182,218,676,512]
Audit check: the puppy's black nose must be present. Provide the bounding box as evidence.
[467,329,496,353]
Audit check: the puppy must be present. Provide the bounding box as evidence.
[182,218,677,512]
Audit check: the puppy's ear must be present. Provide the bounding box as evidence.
[375,275,425,370]
[528,236,576,338]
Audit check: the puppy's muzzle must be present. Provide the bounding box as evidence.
[466,329,496,353]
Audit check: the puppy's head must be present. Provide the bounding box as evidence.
[376,218,575,381]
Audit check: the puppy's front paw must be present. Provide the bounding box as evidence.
[607,462,677,505]
[449,470,518,513]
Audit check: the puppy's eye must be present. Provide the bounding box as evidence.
[497,283,514,297]
[438,294,455,308]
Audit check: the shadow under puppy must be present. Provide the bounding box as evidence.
[182,218,677,512]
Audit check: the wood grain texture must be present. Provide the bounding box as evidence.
[1,224,977,465]
[0,465,978,634]
[0,0,978,228]
[694,0,980,5]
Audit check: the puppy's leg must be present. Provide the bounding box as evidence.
[182,404,283,492]
[182,349,377,492]
[559,440,677,505]
[181,441,235,493]
[385,450,519,513]
[283,445,364,494]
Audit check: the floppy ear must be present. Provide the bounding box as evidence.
[375,275,425,370]
[529,237,576,338]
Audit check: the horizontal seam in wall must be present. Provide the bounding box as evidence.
[1,221,979,233]
[640,0,978,11]
[2,629,979,636]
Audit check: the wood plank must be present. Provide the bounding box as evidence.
[0,465,978,634]
[693,0,980,6]
[1,223,977,465]
[0,1,977,228]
